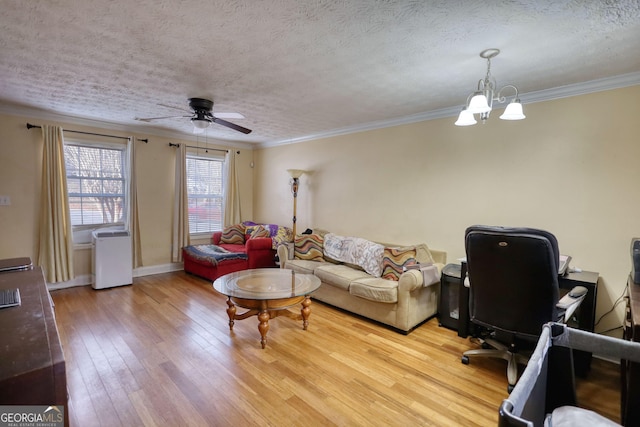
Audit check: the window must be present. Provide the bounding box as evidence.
[187,154,224,234]
[64,142,127,227]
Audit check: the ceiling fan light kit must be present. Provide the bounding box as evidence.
[191,116,212,133]
[455,48,525,126]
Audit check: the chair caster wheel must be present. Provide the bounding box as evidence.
[461,355,469,365]
[507,384,514,393]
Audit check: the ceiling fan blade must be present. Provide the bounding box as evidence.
[135,115,191,122]
[215,112,245,119]
[212,117,252,134]
[157,103,191,113]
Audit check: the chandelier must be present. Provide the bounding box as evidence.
[455,48,525,126]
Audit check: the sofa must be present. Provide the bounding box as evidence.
[183,223,282,281]
[278,231,446,333]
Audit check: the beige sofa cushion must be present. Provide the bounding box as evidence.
[314,264,371,290]
[414,243,435,264]
[349,277,398,303]
[286,259,323,275]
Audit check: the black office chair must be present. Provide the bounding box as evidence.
[461,225,566,392]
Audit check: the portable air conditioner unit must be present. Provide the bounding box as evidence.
[92,230,132,289]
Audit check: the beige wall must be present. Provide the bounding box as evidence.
[0,113,254,278]
[1,86,637,333]
[253,85,640,335]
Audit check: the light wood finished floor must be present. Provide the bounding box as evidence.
[51,271,621,426]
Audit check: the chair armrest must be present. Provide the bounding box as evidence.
[212,232,222,245]
[277,244,290,268]
[245,237,273,252]
[556,288,587,323]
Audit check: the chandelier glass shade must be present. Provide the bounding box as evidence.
[468,91,491,114]
[455,49,525,126]
[454,108,477,126]
[500,100,526,120]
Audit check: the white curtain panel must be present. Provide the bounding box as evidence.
[38,125,74,283]
[127,137,143,268]
[172,143,190,262]
[223,150,241,226]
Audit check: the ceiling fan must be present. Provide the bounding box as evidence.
[135,98,252,134]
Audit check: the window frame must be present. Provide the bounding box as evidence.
[63,138,129,243]
[186,150,226,238]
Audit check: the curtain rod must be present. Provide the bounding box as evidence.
[26,123,139,141]
[168,142,232,153]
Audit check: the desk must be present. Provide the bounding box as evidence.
[0,265,68,424]
[456,261,599,376]
[622,276,640,426]
[559,270,599,375]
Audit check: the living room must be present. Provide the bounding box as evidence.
[3,84,640,334]
[1,1,640,425]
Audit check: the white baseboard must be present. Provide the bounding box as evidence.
[133,262,184,277]
[47,274,93,290]
[46,262,184,290]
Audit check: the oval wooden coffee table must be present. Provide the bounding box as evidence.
[213,268,321,349]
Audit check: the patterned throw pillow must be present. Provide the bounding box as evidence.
[245,222,279,237]
[219,223,246,244]
[249,225,271,239]
[381,246,419,281]
[294,234,324,261]
[272,226,294,249]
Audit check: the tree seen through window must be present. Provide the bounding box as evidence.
[64,143,126,226]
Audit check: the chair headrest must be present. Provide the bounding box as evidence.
[465,225,560,272]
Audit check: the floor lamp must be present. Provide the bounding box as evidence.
[287,169,305,237]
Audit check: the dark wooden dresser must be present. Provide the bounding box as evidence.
[0,262,67,424]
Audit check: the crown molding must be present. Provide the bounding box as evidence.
[2,71,638,150]
[520,71,640,104]
[260,71,640,148]
[0,104,256,150]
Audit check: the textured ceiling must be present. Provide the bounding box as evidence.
[1,0,639,146]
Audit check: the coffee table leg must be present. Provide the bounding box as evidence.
[226,297,236,330]
[258,309,270,349]
[301,296,312,330]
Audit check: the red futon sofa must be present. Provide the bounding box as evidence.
[183,231,276,281]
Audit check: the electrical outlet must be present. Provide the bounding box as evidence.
[0,195,11,206]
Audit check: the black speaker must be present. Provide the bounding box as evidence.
[632,238,640,283]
